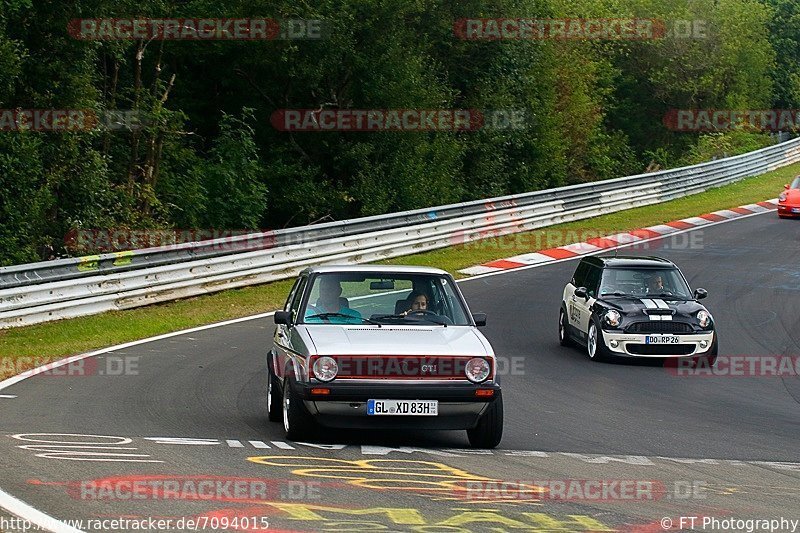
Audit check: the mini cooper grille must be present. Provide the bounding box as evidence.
[627,321,693,333]
[326,355,479,380]
[627,344,694,356]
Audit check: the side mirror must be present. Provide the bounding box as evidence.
[274,310,293,325]
[574,287,588,299]
[785,184,790,189]
[694,288,708,300]
[472,313,487,327]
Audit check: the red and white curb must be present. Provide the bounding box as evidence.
[459,199,779,276]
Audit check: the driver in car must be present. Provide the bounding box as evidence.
[305,277,362,322]
[401,291,430,315]
[647,275,664,294]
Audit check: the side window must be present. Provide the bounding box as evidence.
[572,261,589,287]
[584,266,602,298]
[288,277,308,321]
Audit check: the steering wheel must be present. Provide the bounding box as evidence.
[406,310,439,318]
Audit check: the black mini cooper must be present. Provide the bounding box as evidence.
[559,256,717,363]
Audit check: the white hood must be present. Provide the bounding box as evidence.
[300,325,493,357]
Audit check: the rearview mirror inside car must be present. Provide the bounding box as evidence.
[370,280,395,290]
[274,311,293,325]
[694,288,708,300]
[472,313,487,327]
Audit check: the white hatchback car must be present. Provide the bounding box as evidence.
[267,265,503,448]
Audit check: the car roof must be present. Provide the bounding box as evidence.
[300,264,451,276]
[582,255,677,269]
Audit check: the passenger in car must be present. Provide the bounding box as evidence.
[305,276,362,322]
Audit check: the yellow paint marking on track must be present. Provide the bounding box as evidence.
[248,455,546,500]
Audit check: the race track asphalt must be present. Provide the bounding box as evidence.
[0,210,798,532]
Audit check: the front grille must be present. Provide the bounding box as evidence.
[324,355,479,380]
[627,321,692,333]
[627,344,694,356]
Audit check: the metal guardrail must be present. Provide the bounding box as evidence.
[2,137,799,328]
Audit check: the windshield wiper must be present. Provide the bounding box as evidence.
[601,291,634,298]
[647,292,683,300]
[305,313,380,325]
[372,314,449,326]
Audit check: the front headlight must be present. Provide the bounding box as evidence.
[697,310,711,328]
[465,358,491,383]
[313,356,338,382]
[604,310,621,327]
[779,192,787,202]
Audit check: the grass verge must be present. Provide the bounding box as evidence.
[1,161,798,378]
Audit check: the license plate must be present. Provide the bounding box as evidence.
[645,335,679,344]
[792,208,800,213]
[367,399,438,416]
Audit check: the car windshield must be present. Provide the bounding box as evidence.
[301,272,472,326]
[599,268,693,300]
[791,177,800,189]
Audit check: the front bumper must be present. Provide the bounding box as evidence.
[778,204,800,217]
[601,331,715,357]
[296,381,501,430]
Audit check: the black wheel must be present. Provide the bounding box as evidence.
[467,395,503,449]
[559,307,573,347]
[267,363,282,422]
[282,377,316,441]
[587,319,611,362]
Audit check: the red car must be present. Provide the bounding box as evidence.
[778,176,800,218]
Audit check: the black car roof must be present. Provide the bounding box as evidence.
[581,255,677,269]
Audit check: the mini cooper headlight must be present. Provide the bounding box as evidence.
[604,310,621,327]
[465,358,491,383]
[313,356,338,382]
[697,310,711,328]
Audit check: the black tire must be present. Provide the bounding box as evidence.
[587,319,611,362]
[559,307,573,347]
[467,395,504,449]
[266,362,282,422]
[282,377,316,441]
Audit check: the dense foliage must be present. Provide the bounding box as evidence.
[0,0,796,264]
